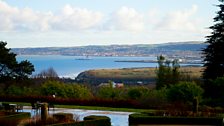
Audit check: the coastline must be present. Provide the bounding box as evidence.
[115,60,202,64]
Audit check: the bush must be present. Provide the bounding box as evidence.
[96,86,120,99]
[129,113,223,125]
[205,77,224,106]
[127,86,149,100]
[48,115,111,126]
[53,113,74,123]
[0,112,31,126]
[40,81,92,99]
[167,82,203,103]
[139,88,168,109]
[5,85,33,96]
[83,115,111,126]
[41,81,67,97]
[64,84,93,99]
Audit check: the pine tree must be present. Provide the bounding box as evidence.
[0,41,34,82]
[203,0,224,82]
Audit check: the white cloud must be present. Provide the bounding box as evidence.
[155,5,200,32]
[105,6,144,33]
[0,1,53,31]
[0,1,17,31]
[0,2,103,32]
[147,8,161,25]
[51,4,103,31]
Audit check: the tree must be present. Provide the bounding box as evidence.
[41,80,66,97]
[203,0,224,82]
[0,41,34,82]
[156,55,180,89]
[34,67,58,79]
[167,82,203,103]
[207,77,224,106]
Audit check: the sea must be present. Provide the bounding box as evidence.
[17,55,158,78]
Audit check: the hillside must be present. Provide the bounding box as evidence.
[12,41,206,58]
[75,67,203,85]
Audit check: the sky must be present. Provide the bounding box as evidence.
[0,0,220,48]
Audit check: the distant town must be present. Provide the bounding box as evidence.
[12,41,206,63]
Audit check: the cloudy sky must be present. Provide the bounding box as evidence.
[0,0,219,48]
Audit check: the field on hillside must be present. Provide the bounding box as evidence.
[85,66,203,79]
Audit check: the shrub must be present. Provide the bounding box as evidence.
[167,82,203,103]
[40,81,93,99]
[5,85,33,96]
[96,86,120,99]
[41,80,67,97]
[64,84,93,99]
[129,113,224,125]
[0,112,31,126]
[45,115,111,126]
[53,113,74,123]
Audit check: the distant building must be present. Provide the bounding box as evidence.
[98,82,124,88]
[115,83,124,88]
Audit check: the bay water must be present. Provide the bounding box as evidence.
[17,55,157,78]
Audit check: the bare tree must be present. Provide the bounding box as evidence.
[34,67,58,79]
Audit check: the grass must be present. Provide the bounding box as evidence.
[86,66,203,79]
[54,105,155,113]
[4,102,155,113]
[87,68,157,79]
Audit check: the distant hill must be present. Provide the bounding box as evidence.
[12,41,206,57]
[155,42,206,51]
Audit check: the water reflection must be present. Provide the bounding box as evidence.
[23,106,132,126]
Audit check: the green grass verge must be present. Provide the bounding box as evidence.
[54,104,155,113]
[5,102,155,113]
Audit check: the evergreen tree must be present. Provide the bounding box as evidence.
[203,0,224,82]
[0,41,34,82]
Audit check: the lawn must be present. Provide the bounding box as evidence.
[4,102,155,113]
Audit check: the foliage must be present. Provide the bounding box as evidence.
[24,115,111,126]
[64,84,93,99]
[0,112,31,126]
[127,88,142,100]
[167,82,203,103]
[210,77,224,99]
[40,80,92,99]
[0,41,34,82]
[96,85,121,99]
[202,0,224,82]
[82,115,111,126]
[5,85,33,96]
[156,55,180,89]
[41,81,67,97]
[129,113,224,125]
[204,77,224,106]
[127,86,149,100]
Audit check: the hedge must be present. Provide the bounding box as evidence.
[129,113,224,125]
[0,112,31,126]
[0,95,143,109]
[50,115,111,126]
